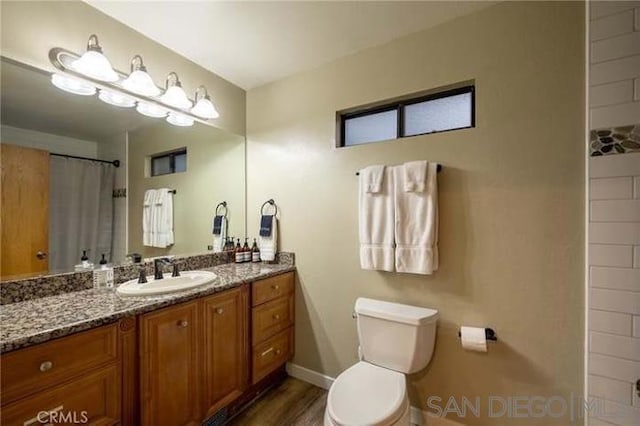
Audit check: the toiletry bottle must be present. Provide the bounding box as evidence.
[99,254,108,268]
[243,238,251,262]
[251,238,261,263]
[81,250,90,269]
[235,239,243,263]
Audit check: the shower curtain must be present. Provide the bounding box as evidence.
[49,156,115,271]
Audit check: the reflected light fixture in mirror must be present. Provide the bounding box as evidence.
[191,85,219,119]
[137,102,169,118]
[122,55,160,97]
[167,112,194,127]
[98,89,136,108]
[70,34,118,82]
[51,74,96,96]
[160,72,192,109]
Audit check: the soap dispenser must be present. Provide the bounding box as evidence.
[81,250,90,269]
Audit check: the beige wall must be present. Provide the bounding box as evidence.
[0,0,246,136]
[128,123,245,258]
[247,2,585,424]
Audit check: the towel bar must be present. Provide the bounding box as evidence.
[355,164,442,176]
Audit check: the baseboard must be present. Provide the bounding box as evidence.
[286,363,465,426]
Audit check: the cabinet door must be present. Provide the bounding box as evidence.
[201,286,248,419]
[140,301,200,426]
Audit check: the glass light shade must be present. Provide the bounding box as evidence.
[136,102,169,118]
[70,50,118,82]
[98,89,136,108]
[166,112,194,127]
[51,74,96,96]
[122,70,160,96]
[160,86,192,109]
[191,98,219,119]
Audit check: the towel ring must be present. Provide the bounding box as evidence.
[215,201,227,217]
[260,199,278,216]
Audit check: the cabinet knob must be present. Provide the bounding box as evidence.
[39,361,53,372]
[273,314,281,320]
[36,251,48,260]
[177,320,189,328]
[275,349,282,356]
[272,284,279,290]
[216,308,224,315]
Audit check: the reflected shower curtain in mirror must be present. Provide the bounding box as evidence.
[49,157,115,271]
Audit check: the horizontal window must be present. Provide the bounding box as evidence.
[338,85,474,147]
[151,149,187,176]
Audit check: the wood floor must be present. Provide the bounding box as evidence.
[228,377,327,426]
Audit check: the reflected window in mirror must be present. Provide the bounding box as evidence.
[151,149,187,176]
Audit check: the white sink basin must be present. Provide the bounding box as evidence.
[116,271,217,296]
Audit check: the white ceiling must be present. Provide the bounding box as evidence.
[86,1,495,90]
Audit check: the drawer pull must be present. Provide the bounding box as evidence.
[261,347,274,357]
[39,361,53,372]
[177,320,189,328]
[275,349,282,356]
[273,314,281,320]
[271,285,280,290]
[216,308,224,315]
[24,404,63,425]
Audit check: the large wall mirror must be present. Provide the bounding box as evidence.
[0,57,246,280]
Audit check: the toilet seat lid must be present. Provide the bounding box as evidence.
[328,362,407,426]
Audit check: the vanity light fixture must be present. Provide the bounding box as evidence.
[122,55,160,97]
[136,101,169,118]
[70,34,119,82]
[98,89,136,108]
[51,74,96,96]
[166,111,194,127]
[160,72,192,110]
[191,86,219,119]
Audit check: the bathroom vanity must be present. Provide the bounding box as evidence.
[0,268,295,425]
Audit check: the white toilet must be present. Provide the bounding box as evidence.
[324,298,439,426]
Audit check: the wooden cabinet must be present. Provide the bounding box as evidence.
[0,319,134,426]
[251,272,295,384]
[140,301,200,426]
[201,286,249,419]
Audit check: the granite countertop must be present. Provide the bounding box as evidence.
[1,262,295,353]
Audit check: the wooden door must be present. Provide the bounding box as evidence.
[0,143,49,278]
[140,301,200,426]
[201,286,248,419]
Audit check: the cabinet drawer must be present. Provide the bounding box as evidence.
[252,272,294,307]
[252,294,294,345]
[252,327,293,384]
[1,324,118,404]
[1,364,121,426]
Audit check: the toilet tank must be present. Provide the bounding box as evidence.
[355,298,438,374]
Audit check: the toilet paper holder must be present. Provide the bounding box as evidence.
[458,327,497,341]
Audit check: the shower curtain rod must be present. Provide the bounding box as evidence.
[50,153,120,168]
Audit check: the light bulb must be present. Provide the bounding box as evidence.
[136,102,168,118]
[166,112,194,127]
[51,74,96,96]
[98,89,136,108]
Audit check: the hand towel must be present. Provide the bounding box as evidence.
[259,215,278,261]
[360,165,386,193]
[142,189,156,246]
[359,165,395,272]
[212,215,227,253]
[403,160,427,192]
[393,162,439,274]
[156,188,174,248]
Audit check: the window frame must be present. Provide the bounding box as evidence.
[338,85,475,147]
[150,149,187,177]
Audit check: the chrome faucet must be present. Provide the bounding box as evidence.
[154,258,173,280]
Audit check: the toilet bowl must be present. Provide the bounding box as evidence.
[324,298,438,426]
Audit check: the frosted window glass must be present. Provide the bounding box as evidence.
[403,92,472,136]
[152,156,172,176]
[174,153,187,173]
[344,109,398,146]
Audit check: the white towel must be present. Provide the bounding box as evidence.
[142,189,156,246]
[359,165,395,272]
[212,216,227,253]
[403,160,427,192]
[361,165,386,193]
[259,217,278,261]
[393,162,439,274]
